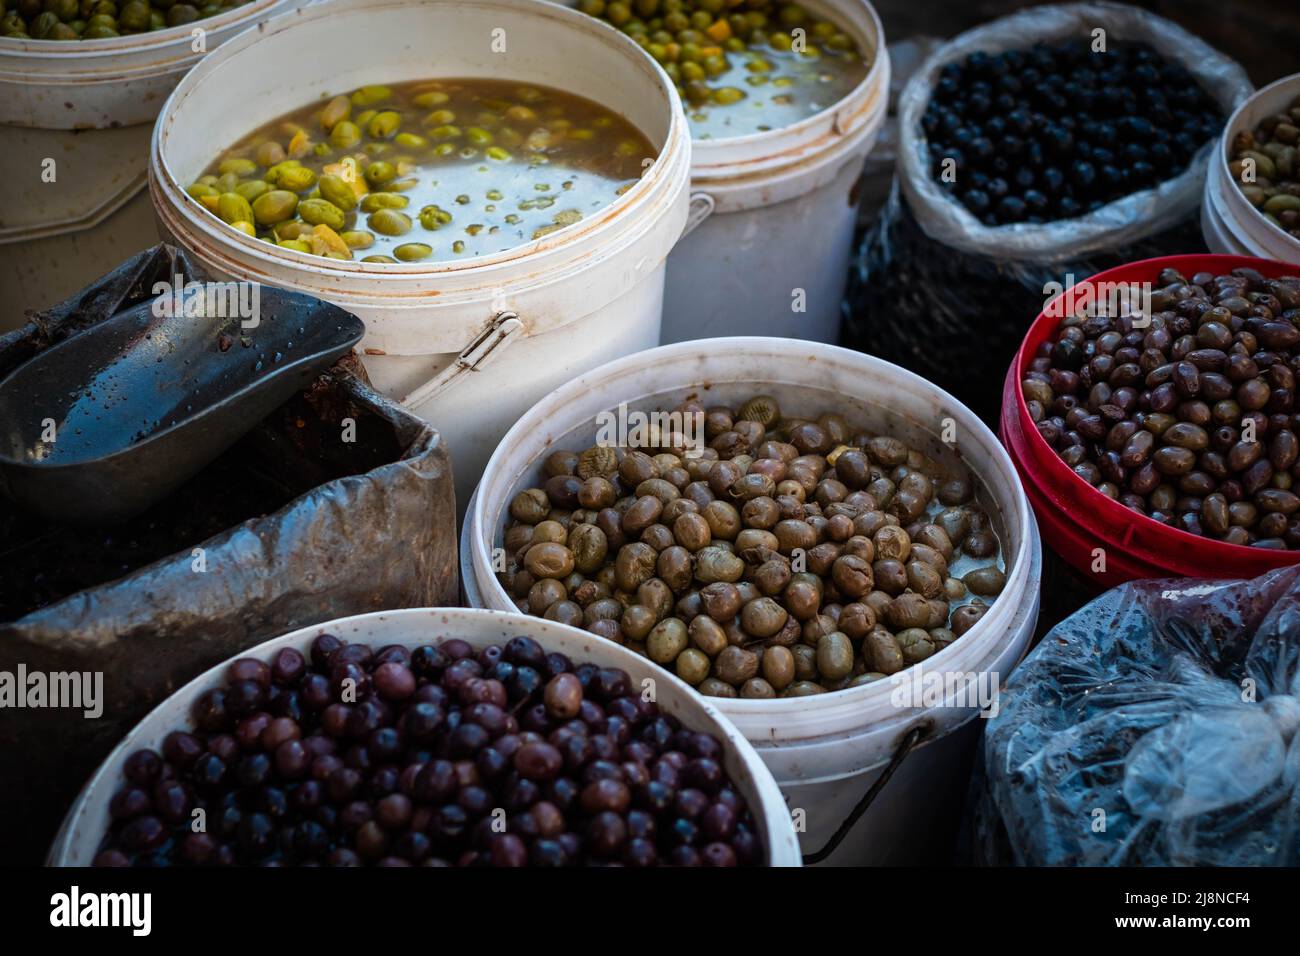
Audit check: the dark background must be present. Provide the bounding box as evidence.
[876,0,1300,86]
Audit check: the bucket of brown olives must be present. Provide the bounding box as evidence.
[464,337,1042,863]
[50,608,802,866]
[1003,253,1300,588]
[1203,72,1300,265]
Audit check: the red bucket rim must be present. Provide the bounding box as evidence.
[1004,252,1300,573]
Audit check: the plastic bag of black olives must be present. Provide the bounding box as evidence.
[0,244,458,864]
[843,2,1252,424]
[967,564,1300,866]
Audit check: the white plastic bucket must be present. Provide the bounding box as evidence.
[48,607,802,866]
[0,0,297,328]
[659,0,890,345]
[461,336,1043,864]
[1201,72,1300,265]
[149,0,692,510]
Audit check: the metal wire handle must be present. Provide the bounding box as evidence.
[800,723,931,866]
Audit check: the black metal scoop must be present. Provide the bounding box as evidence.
[0,282,364,527]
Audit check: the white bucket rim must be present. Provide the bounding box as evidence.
[47,606,803,867]
[150,0,690,277]
[465,336,1039,736]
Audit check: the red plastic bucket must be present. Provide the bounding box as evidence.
[1000,253,1300,588]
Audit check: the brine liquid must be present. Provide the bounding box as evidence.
[193,78,656,262]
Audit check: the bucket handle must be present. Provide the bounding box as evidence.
[800,721,931,866]
[400,311,524,410]
[681,191,715,240]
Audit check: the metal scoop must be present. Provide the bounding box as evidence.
[0,285,364,527]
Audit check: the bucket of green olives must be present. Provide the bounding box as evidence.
[564,0,891,347]
[148,0,692,514]
[463,337,1043,861]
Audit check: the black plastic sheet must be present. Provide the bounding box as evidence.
[841,181,1209,426]
[0,244,458,863]
[969,565,1300,866]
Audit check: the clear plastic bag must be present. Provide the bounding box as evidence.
[897,1,1252,261]
[969,565,1300,866]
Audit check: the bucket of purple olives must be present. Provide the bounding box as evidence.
[50,608,801,867]
[463,337,1042,863]
[1003,254,1300,588]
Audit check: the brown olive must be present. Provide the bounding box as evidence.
[698,677,737,698]
[578,476,616,509]
[646,618,688,665]
[614,543,658,592]
[873,526,911,562]
[568,524,609,574]
[830,554,873,598]
[714,646,759,686]
[702,500,742,540]
[576,445,618,479]
[864,628,905,674]
[656,546,694,592]
[509,488,550,524]
[782,574,823,620]
[838,602,876,639]
[621,495,663,535]
[761,646,795,690]
[951,603,986,636]
[886,593,932,630]
[544,600,584,627]
[896,628,936,664]
[688,615,728,656]
[700,582,742,621]
[872,558,908,595]
[741,496,780,529]
[621,604,658,642]
[641,524,676,552]
[695,547,745,584]
[906,560,944,599]
[963,566,1006,597]
[528,578,567,615]
[740,597,788,638]
[815,632,854,680]
[637,578,675,620]
[524,542,575,579]
[543,450,579,478]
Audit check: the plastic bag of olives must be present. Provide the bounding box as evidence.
[968,564,1300,866]
[842,3,1252,424]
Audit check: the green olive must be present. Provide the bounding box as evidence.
[393,242,432,261]
[216,192,254,225]
[360,191,409,213]
[251,190,299,226]
[297,198,346,230]
[363,161,397,187]
[317,174,358,212]
[368,208,412,236]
